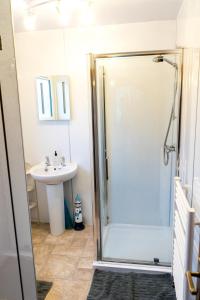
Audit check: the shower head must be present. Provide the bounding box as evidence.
[153,56,164,63]
[153,55,178,69]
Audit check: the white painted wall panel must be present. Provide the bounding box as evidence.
[177,0,200,48]
[14,30,72,223]
[179,49,200,202]
[191,51,200,297]
[192,53,200,217]
[177,2,200,296]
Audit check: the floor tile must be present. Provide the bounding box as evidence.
[52,245,83,257]
[85,238,95,248]
[31,223,95,299]
[44,230,74,245]
[71,238,88,248]
[45,280,63,300]
[62,280,91,300]
[72,268,94,282]
[39,255,78,280]
[34,244,54,265]
[81,247,95,258]
[73,228,93,239]
[77,257,93,270]
[32,231,49,245]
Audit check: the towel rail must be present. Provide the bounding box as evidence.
[173,177,195,300]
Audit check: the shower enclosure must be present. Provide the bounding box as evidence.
[90,50,182,268]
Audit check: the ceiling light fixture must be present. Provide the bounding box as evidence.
[80,1,95,26]
[56,0,71,27]
[57,12,70,26]
[21,0,94,30]
[12,0,27,10]
[24,11,37,30]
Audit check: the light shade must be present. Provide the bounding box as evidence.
[24,13,37,30]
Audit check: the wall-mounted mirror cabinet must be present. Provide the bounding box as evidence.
[36,75,70,121]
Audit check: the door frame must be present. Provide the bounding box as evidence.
[90,49,183,266]
[0,85,24,299]
[0,1,37,298]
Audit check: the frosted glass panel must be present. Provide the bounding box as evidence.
[96,54,180,264]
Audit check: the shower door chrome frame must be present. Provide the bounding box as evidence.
[90,49,183,266]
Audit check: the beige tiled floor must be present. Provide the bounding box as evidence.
[32,223,95,300]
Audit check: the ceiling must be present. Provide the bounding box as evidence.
[12,0,183,32]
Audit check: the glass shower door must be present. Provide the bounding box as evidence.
[95,53,181,265]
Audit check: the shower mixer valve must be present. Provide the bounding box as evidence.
[163,144,176,166]
[165,145,176,153]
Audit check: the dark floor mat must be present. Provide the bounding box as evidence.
[37,280,52,300]
[87,270,176,300]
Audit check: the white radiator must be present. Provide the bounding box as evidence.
[173,177,195,300]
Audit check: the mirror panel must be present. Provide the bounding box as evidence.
[36,76,55,120]
[36,75,70,121]
[56,76,70,120]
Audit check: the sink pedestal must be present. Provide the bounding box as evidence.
[30,162,78,236]
[46,183,65,236]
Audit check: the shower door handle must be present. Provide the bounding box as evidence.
[186,271,200,295]
[105,157,109,180]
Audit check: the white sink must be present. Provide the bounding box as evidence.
[30,162,78,236]
[30,163,78,185]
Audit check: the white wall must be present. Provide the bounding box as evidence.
[177,2,200,293]
[178,49,200,201]
[177,0,200,48]
[15,31,73,223]
[15,20,177,225]
[177,0,200,202]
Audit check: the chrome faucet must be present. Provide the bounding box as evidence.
[44,156,50,171]
[45,156,50,166]
[61,156,66,167]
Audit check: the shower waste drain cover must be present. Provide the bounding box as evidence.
[154,258,160,264]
